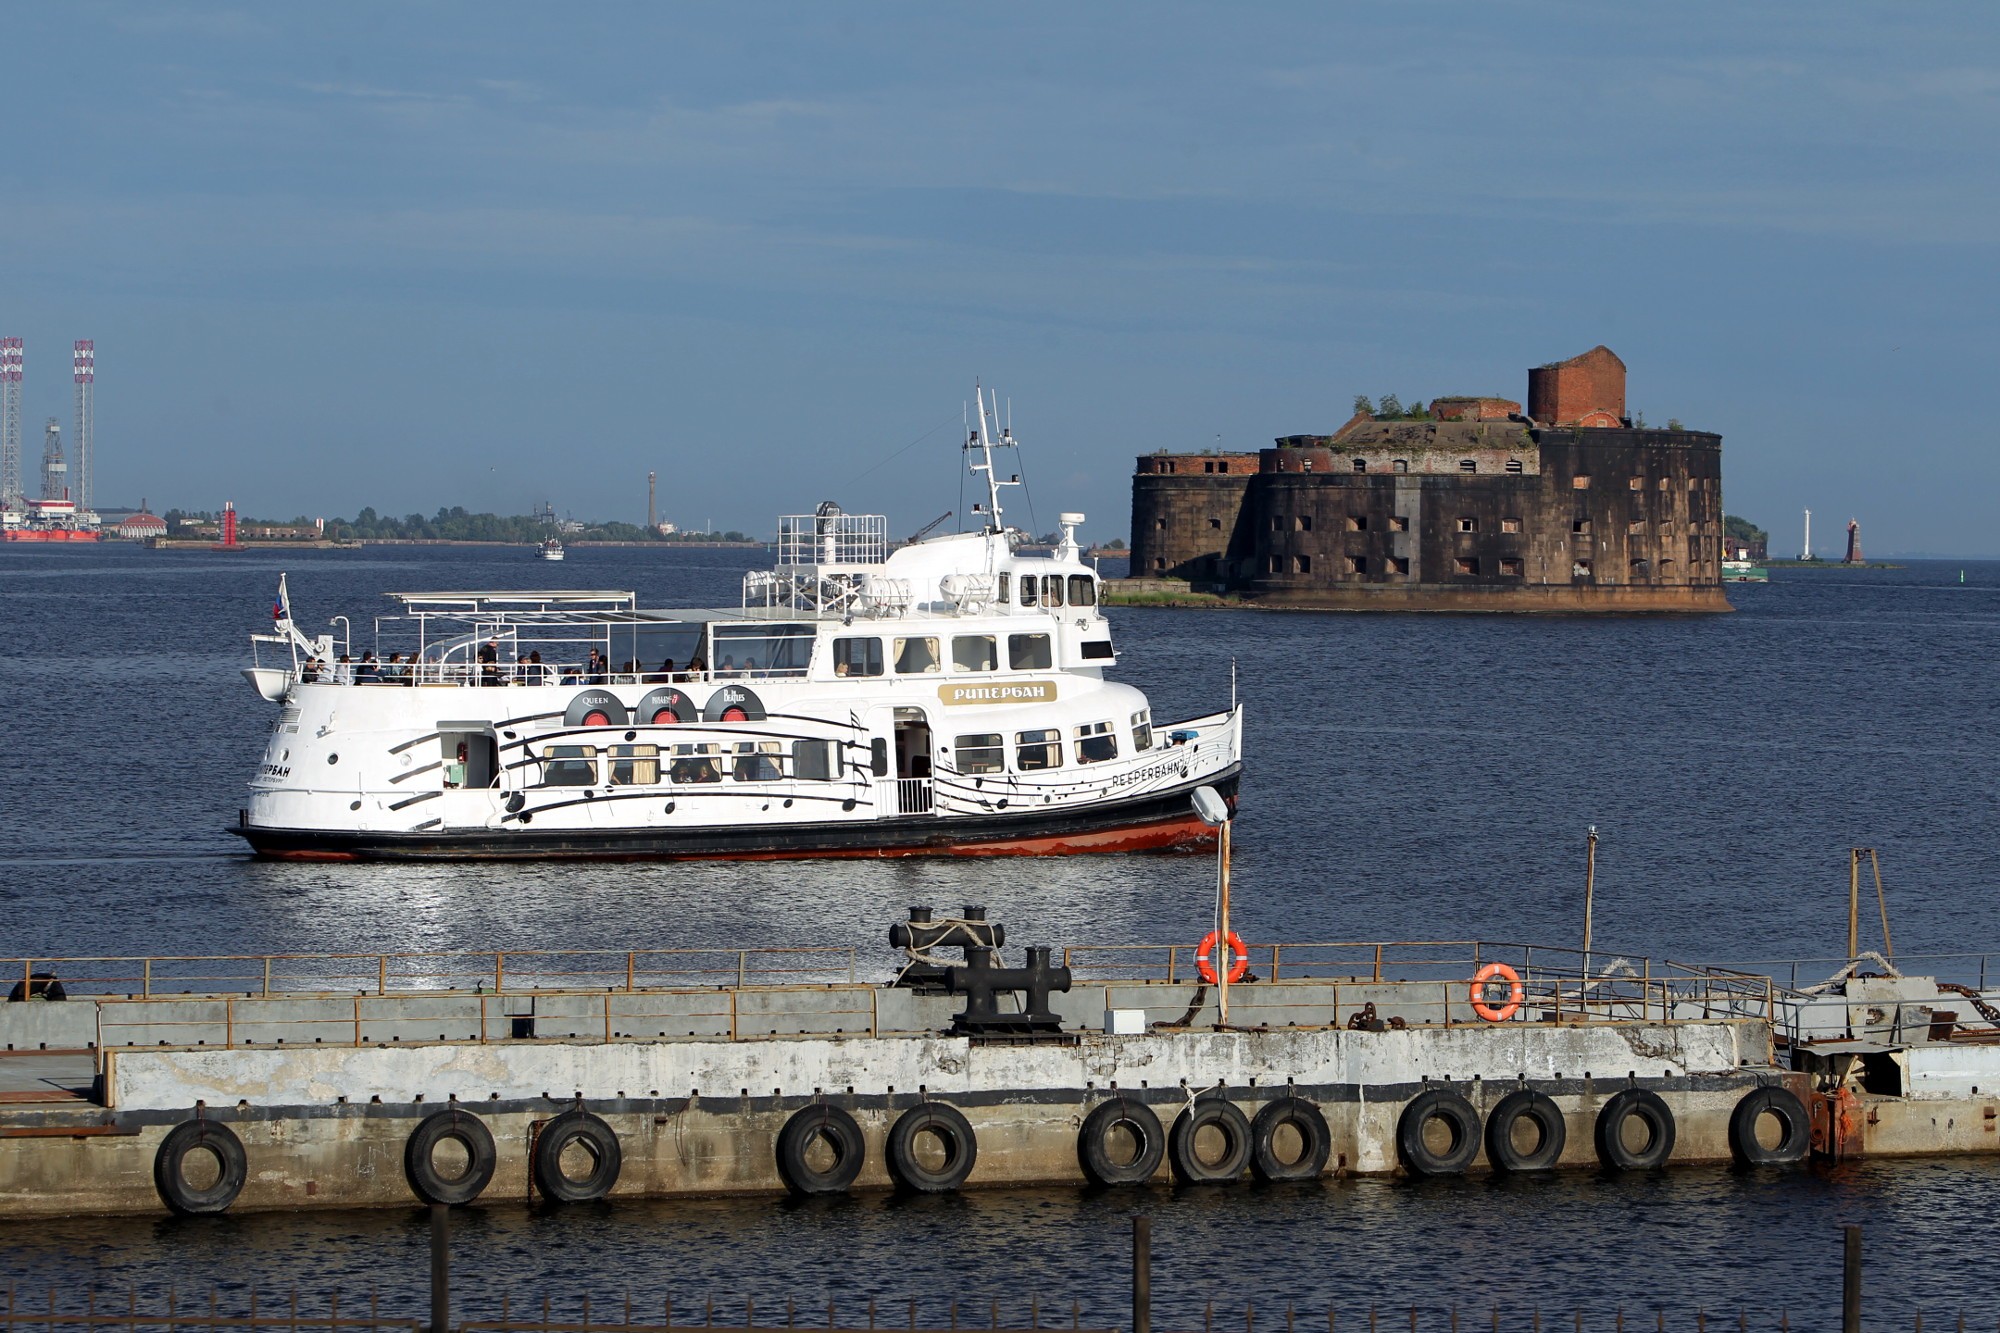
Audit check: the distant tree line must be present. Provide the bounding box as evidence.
[313,507,753,543]
[1352,394,1434,422]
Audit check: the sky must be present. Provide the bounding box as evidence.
[2,3,1996,551]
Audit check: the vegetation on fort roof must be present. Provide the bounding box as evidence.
[1353,394,1434,422]
[1724,514,1767,543]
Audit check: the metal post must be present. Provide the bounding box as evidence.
[1217,819,1232,1027]
[430,1204,450,1333]
[1583,826,1598,976]
[1870,850,1892,960]
[1133,1216,1151,1333]
[1842,1225,1861,1333]
[1848,851,1862,961]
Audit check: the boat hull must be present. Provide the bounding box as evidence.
[232,767,1241,862]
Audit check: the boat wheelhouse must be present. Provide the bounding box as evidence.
[232,401,1241,861]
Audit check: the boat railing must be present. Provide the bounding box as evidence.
[295,659,805,688]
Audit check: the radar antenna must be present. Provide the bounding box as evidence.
[964,382,1022,535]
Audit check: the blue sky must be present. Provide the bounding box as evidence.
[3,3,1996,550]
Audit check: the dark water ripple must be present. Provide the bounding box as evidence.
[3,544,1998,1315]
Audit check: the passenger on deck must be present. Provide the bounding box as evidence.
[478,638,500,686]
[684,654,707,681]
[585,649,607,684]
[332,655,354,685]
[650,658,675,683]
[357,652,379,683]
[524,649,545,684]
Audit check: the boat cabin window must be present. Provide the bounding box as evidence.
[731,741,784,782]
[1080,640,1114,660]
[669,743,723,784]
[607,744,660,785]
[1074,720,1118,765]
[954,733,1005,774]
[870,738,890,777]
[1040,575,1065,608]
[1131,710,1153,752]
[1016,728,1062,771]
[709,623,814,679]
[894,636,941,674]
[1067,575,1097,607]
[951,635,997,673]
[1019,577,1037,608]
[833,637,884,678]
[543,744,598,787]
[1008,633,1053,671]
[793,738,840,781]
[996,573,1011,603]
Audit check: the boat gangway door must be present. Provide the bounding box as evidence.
[895,777,935,816]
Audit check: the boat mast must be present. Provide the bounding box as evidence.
[965,383,1022,536]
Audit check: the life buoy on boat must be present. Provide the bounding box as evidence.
[1469,962,1524,1022]
[1195,930,1249,985]
[701,684,766,723]
[635,687,695,725]
[563,689,629,728]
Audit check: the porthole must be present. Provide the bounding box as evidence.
[327,754,339,765]
[625,731,637,742]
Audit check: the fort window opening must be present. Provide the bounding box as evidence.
[1203,461,1216,473]
[1501,517,1521,534]
[1346,515,1367,532]
[1631,559,1651,578]
[1629,521,1645,534]
[1016,729,1062,771]
[1155,519,1166,530]
[1458,459,1477,473]
[1389,515,1410,533]
[1457,516,1478,533]
[1573,475,1591,490]
[1348,556,1367,575]
[1269,516,1283,532]
[1293,555,1311,574]
[1573,559,1593,579]
[1660,558,1676,574]
[1572,519,1591,535]
[1352,457,1367,473]
[1658,477,1671,491]
[1499,557,1523,577]
[1151,558,1164,573]
[1629,477,1645,491]
[1388,556,1410,575]
[1454,557,1480,576]
[1209,517,1222,529]
[1393,459,1409,474]
[1294,515,1313,532]
[1266,555,1281,574]
[1506,459,1523,474]
[1301,457,1313,473]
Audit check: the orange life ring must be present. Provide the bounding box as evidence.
[1196,930,1249,985]
[1470,962,1524,1022]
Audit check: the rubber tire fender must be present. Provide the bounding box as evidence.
[1397,1088,1481,1177]
[885,1102,978,1193]
[1728,1085,1810,1167]
[154,1119,248,1216]
[1594,1089,1677,1171]
[1484,1089,1567,1172]
[404,1108,498,1206]
[775,1104,867,1196]
[531,1110,622,1203]
[1077,1098,1166,1187]
[1249,1096,1331,1183]
[1168,1096,1253,1185]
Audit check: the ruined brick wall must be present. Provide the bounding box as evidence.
[1527,346,1626,427]
[1428,397,1521,422]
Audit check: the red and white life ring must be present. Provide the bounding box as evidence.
[1195,930,1249,985]
[1469,962,1524,1022]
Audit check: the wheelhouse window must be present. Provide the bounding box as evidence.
[1067,575,1097,606]
[607,744,659,786]
[954,733,1005,774]
[1040,575,1065,608]
[731,741,784,782]
[1074,721,1118,765]
[833,637,883,678]
[542,745,597,787]
[995,573,1011,603]
[1019,577,1038,607]
[1131,710,1153,752]
[669,743,723,784]
[1016,728,1062,770]
[1008,633,1053,670]
[893,636,941,674]
[951,635,998,672]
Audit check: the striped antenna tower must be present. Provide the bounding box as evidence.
[72,340,94,513]
[0,338,21,509]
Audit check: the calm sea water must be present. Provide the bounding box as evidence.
[3,543,1998,1321]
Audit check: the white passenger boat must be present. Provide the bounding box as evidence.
[536,536,565,562]
[231,400,1242,861]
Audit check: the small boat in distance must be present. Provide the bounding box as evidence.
[1722,559,1767,583]
[535,501,565,561]
[230,389,1243,861]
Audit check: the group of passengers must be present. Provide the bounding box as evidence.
[302,641,748,687]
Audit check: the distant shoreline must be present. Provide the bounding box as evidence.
[352,538,767,549]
